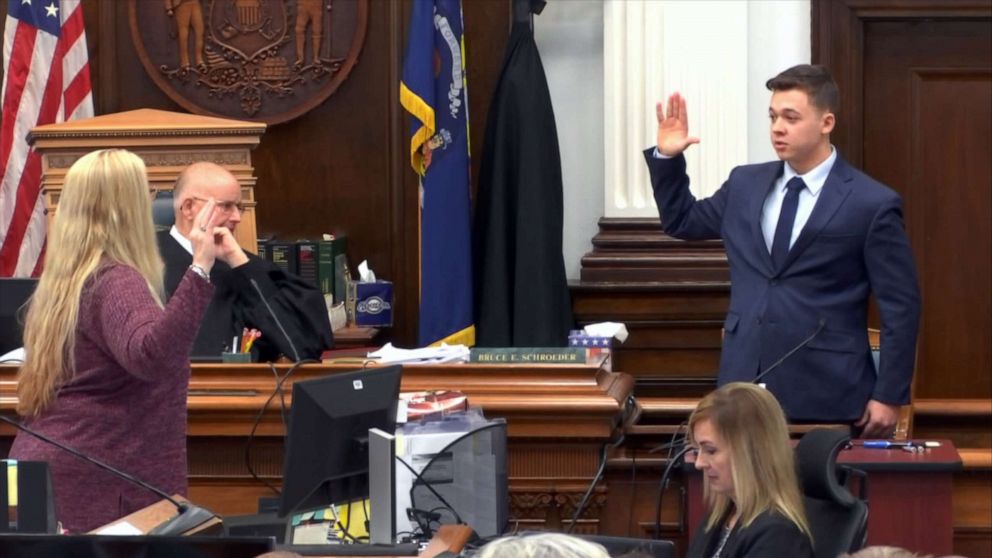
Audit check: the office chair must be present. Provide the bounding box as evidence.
[796,428,869,558]
[152,190,175,230]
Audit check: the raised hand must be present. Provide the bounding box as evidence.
[656,93,701,156]
[187,199,219,274]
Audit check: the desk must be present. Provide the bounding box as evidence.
[685,440,962,555]
[331,326,381,349]
[1,358,633,532]
[0,524,472,558]
[278,525,473,558]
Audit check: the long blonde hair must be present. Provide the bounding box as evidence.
[17,149,164,417]
[688,382,811,538]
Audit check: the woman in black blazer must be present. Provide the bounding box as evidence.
[685,383,813,558]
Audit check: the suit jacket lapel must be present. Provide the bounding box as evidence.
[750,162,782,276]
[781,155,854,270]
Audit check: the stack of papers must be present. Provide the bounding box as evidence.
[367,343,469,364]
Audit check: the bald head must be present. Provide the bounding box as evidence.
[173,162,244,236]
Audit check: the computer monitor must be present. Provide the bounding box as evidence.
[0,278,37,357]
[1,460,56,534]
[0,534,273,558]
[279,365,402,518]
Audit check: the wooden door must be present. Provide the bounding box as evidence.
[815,0,992,400]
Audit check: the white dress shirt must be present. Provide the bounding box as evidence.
[652,147,837,252]
[759,147,837,253]
[170,225,193,255]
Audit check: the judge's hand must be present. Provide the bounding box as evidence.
[213,228,249,268]
[188,199,220,274]
[656,93,701,157]
[855,399,901,439]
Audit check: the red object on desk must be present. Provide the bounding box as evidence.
[684,439,961,555]
[401,390,469,421]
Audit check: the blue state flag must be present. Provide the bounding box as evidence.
[400,0,474,347]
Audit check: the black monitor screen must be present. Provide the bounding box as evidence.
[279,365,402,517]
[0,534,273,558]
[0,278,37,357]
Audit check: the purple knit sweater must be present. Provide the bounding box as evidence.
[9,263,213,533]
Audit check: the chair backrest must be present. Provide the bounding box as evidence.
[796,428,869,558]
[152,190,175,230]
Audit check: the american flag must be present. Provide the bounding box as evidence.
[0,0,92,277]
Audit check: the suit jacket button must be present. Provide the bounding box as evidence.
[770,279,778,286]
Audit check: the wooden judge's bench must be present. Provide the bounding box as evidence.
[0,357,970,555]
[28,108,266,254]
[0,357,635,534]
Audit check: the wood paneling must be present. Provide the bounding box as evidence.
[867,47,991,399]
[571,218,728,397]
[0,0,515,347]
[814,4,992,551]
[817,3,992,552]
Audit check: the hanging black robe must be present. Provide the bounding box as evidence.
[473,22,574,347]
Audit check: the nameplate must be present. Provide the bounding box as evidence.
[469,348,586,364]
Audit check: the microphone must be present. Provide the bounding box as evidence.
[0,414,216,535]
[653,444,694,540]
[753,318,826,386]
[249,278,301,362]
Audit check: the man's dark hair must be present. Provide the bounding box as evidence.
[766,64,840,115]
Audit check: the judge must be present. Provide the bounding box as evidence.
[158,162,333,362]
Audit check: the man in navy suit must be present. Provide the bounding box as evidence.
[645,65,920,437]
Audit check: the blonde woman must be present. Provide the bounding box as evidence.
[686,382,813,557]
[9,149,228,532]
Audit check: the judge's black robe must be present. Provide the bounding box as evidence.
[157,230,333,362]
[473,21,574,347]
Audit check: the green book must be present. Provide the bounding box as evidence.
[469,347,586,364]
[317,235,348,299]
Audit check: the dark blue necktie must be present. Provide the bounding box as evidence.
[771,176,806,269]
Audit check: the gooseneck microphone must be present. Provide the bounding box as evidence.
[0,414,216,535]
[653,444,694,540]
[753,318,826,385]
[249,278,301,362]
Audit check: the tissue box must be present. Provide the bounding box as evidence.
[568,330,614,348]
[568,330,613,366]
[350,281,394,327]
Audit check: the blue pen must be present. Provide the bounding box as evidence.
[862,440,914,449]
